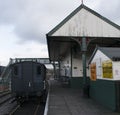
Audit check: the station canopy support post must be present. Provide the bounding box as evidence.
[81,37,89,97]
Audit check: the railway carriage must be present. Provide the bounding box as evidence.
[11,60,47,99]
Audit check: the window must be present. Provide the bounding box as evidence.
[37,66,41,75]
[14,66,18,75]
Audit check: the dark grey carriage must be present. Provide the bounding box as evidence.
[11,61,46,97]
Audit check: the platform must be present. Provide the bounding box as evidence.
[46,80,119,115]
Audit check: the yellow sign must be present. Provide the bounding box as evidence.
[102,60,113,79]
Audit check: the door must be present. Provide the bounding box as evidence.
[22,62,33,94]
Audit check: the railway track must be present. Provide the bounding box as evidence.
[0,83,48,115]
[0,91,14,106]
[0,91,17,115]
[0,91,46,115]
[10,99,45,115]
[0,90,10,98]
[9,90,48,115]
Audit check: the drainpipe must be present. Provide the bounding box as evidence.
[53,61,56,79]
[58,60,61,80]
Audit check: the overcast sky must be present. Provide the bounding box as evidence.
[0,0,120,66]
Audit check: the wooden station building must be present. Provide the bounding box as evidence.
[46,4,120,111]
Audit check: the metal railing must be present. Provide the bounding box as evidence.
[10,58,50,64]
[0,59,12,92]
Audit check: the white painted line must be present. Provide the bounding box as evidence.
[44,80,50,115]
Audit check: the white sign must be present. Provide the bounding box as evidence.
[96,58,102,78]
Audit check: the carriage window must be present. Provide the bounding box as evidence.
[37,66,41,75]
[14,66,18,75]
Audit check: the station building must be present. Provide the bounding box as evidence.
[46,4,120,111]
[89,47,120,111]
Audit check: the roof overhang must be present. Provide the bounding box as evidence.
[47,35,120,62]
[46,35,74,61]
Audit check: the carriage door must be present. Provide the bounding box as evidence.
[23,62,33,93]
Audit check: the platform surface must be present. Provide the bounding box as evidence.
[47,80,119,115]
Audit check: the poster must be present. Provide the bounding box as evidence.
[90,63,96,81]
[102,60,113,79]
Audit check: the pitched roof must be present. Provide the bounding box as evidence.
[47,4,120,36]
[99,47,120,59]
[88,47,120,64]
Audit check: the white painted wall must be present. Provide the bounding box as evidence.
[72,57,90,77]
[60,48,92,78]
[72,57,83,77]
[113,62,120,80]
[90,50,120,80]
[91,50,110,63]
[52,8,120,38]
[91,50,110,79]
[60,52,71,77]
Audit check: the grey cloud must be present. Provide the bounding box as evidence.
[96,0,120,25]
[0,0,79,44]
[0,0,119,44]
[0,0,26,24]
